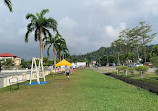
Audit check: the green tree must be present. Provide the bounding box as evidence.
[25,9,58,60]
[56,37,68,61]
[138,22,156,62]
[111,22,156,64]
[44,34,60,73]
[43,57,53,66]
[151,57,158,68]
[20,59,32,68]
[3,59,14,66]
[4,0,12,12]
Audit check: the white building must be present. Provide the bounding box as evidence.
[76,62,86,67]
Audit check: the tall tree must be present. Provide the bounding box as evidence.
[4,0,12,12]
[56,37,68,61]
[44,34,60,73]
[138,22,156,62]
[25,9,58,60]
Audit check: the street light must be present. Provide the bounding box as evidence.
[0,57,2,72]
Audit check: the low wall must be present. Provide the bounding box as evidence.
[0,70,51,88]
[105,73,158,94]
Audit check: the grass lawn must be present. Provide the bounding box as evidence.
[0,69,158,111]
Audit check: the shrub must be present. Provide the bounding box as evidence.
[155,68,158,75]
[116,66,122,72]
[121,66,128,72]
[128,67,135,75]
[136,66,149,76]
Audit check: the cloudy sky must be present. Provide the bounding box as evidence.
[0,0,158,60]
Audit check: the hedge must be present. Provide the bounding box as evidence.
[105,73,158,94]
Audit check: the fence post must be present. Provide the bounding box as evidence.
[126,70,127,76]
[117,69,118,74]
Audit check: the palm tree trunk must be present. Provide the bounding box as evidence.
[59,51,61,61]
[53,45,56,73]
[39,27,43,60]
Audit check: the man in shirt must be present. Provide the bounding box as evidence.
[65,66,70,80]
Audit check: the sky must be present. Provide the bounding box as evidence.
[0,0,158,60]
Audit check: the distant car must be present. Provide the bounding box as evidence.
[143,62,152,67]
[129,63,143,67]
[135,63,143,67]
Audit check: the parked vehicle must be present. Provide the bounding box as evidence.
[135,63,143,67]
[143,62,152,68]
[128,63,143,67]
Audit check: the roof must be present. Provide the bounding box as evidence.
[0,53,17,57]
[56,59,72,67]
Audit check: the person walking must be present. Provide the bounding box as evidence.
[65,66,70,80]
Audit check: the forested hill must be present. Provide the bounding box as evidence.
[69,44,158,65]
[70,46,115,63]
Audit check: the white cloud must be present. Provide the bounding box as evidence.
[59,17,77,31]
[142,0,158,16]
[104,22,126,38]
[99,22,127,47]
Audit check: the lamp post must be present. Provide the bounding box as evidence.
[0,57,2,72]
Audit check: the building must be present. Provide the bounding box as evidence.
[0,53,21,66]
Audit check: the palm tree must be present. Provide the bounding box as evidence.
[56,37,68,61]
[4,0,12,12]
[25,9,58,60]
[44,34,60,73]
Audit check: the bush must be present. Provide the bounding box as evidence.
[155,68,158,75]
[128,67,135,75]
[136,66,149,75]
[116,66,122,72]
[121,66,128,72]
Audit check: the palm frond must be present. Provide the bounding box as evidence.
[4,0,12,12]
[44,40,51,48]
[34,29,38,41]
[43,28,52,37]
[43,36,50,41]
[26,13,37,21]
[25,27,35,43]
[40,9,49,17]
[47,45,52,57]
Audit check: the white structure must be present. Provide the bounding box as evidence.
[77,62,86,67]
[71,63,77,68]
[30,57,45,84]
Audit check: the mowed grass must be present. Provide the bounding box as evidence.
[0,69,158,111]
